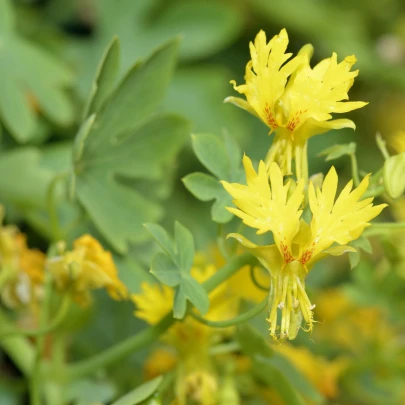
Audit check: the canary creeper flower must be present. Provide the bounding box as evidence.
[226,29,367,181]
[0,207,45,309]
[222,156,386,340]
[47,235,127,305]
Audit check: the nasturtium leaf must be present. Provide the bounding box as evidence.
[150,253,181,287]
[0,0,74,142]
[146,222,209,319]
[74,0,244,96]
[0,147,55,209]
[83,37,120,119]
[72,38,190,253]
[174,221,195,271]
[318,142,356,161]
[146,1,243,61]
[183,133,244,223]
[111,376,163,405]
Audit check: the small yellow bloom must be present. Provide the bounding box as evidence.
[222,156,386,339]
[226,29,367,180]
[0,207,45,309]
[132,263,237,350]
[47,235,127,305]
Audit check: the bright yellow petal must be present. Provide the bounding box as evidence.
[222,157,304,257]
[131,282,174,325]
[280,52,367,136]
[305,168,387,259]
[229,29,304,130]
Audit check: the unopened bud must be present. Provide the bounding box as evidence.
[383,152,405,198]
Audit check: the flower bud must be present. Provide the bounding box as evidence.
[383,152,405,198]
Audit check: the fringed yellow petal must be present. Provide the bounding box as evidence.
[306,168,387,257]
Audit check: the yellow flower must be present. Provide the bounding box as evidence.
[226,29,367,180]
[0,207,45,309]
[47,234,127,305]
[222,156,386,339]
[132,263,238,350]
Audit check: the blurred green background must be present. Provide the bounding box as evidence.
[1,0,405,404]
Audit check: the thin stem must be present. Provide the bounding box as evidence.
[350,152,360,187]
[0,294,71,339]
[376,133,390,161]
[65,313,174,381]
[46,172,69,242]
[203,252,254,292]
[362,184,385,199]
[209,341,240,356]
[64,253,255,381]
[30,271,53,405]
[189,296,268,328]
[216,224,228,258]
[249,266,269,291]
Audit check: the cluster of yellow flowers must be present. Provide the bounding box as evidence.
[132,255,268,404]
[221,29,386,340]
[226,29,367,182]
[0,208,128,313]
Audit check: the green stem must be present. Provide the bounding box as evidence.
[376,133,390,161]
[350,152,360,187]
[209,341,240,356]
[0,309,35,376]
[364,221,405,236]
[64,253,255,381]
[202,252,254,292]
[30,271,53,405]
[65,313,174,382]
[189,296,268,328]
[46,172,68,242]
[249,266,269,291]
[0,294,71,339]
[362,184,385,199]
[217,224,228,259]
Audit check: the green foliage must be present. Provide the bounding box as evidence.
[183,133,244,223]
[73,0,244,93]
[318,142,356,161]
[111,376,163,405]
[0,0,74,142]
[65,378,116,405]
[145,222,209,319]
[237,325,321,405]
[72,38,190,253]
